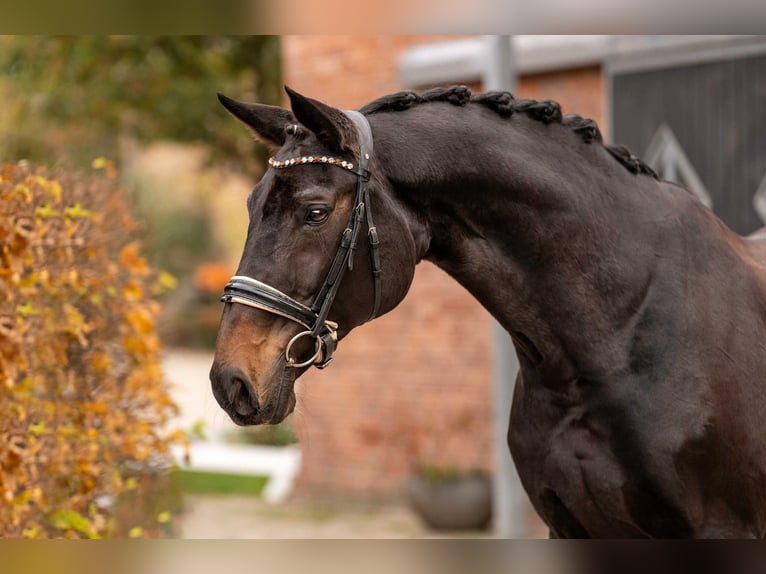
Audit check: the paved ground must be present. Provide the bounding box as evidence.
[178,494,492,539]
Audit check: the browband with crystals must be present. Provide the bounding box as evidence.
[268,155,354,171]
[267,154,370,181]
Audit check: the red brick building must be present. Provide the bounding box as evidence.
[281,35,608,497]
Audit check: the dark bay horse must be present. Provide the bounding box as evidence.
[210,85,766,538]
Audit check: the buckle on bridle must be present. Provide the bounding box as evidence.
[284,321,338,369]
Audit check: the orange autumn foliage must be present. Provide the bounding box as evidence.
[193,261,233,294]
[0,162,183,538]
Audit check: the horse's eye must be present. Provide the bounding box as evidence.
[305,206,330,225]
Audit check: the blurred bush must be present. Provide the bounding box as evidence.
[0,162,184,538]
[0,36,281,173]
[0,37,282,349]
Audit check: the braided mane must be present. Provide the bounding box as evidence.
[360,86,658,179]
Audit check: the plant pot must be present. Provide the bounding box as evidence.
[406,472,492,530]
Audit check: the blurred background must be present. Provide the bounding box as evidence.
[2,35,766,539]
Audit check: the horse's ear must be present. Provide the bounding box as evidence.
[217,93,294,147]
[285,86,353,154]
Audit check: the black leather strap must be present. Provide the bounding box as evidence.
[222,276,317,329]
[366,190,382,320]
[346,110,381,321]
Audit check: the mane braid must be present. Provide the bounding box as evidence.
[420,86,471,106]
[360,85,658,180]
[605,144,659,178]
[562,114,603,144]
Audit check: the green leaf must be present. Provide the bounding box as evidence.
[49,510,93,536]
[64,202,96,219]
[34,202,58,218]
[22,526,41,539]
[16,302,36,317]
[28,421,48,436]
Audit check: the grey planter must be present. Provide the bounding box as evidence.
[406,472,492,530]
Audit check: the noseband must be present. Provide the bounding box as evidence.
[220,110,381,369]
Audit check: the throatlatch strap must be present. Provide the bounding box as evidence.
[365,186,382,320]
[346,110,381,321]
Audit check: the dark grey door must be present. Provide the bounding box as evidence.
[611,50,766,235]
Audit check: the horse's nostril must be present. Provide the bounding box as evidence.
[212,367,259,418]
[226,376,243,404]
[234,392,257,416]
[231,376,259,416]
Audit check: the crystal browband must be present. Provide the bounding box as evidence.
[268,155,355,171]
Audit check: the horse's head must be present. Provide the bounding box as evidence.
[210,88,424,426]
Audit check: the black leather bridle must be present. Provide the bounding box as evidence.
[220,111,381,369]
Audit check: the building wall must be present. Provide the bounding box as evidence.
[281,35,605,497]
[282,35,466,110]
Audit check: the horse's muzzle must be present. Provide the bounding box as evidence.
[209,363,298,426]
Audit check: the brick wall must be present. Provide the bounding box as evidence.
[282,35,467,110]
[281,36,605,498]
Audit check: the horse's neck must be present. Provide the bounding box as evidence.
[374,108,653,308]
[372,106,680,375]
